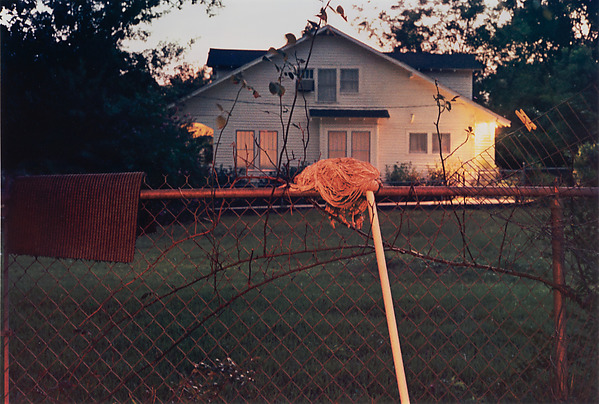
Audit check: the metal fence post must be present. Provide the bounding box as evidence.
[1,255,9,404]
[551,195,568,401]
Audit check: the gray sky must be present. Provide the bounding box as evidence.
[124,0,397,71]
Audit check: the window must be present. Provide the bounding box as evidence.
[318,69,337,102]
[297,68,314,92]
[351,131,370,162]
[340,69,359,93]
[301,68,313,79]
[328,131,346,158]
[259,130,277,169]
[431,133,451,154]
[236,130,255,168]
[409,133,427,154]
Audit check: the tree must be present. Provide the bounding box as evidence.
[359,0,597,106]
[358,0,598,168]
[1,0,220,186]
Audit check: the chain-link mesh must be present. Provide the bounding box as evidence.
[3,184,597,402]
[2,85,597,403]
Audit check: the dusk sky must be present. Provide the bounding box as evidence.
[126,0,398,71]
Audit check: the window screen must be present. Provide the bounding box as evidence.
[351,131,370,162]
[236,130,255,168]
[328,131,347,158]
[409,133,428,154]
[259,130,277,169]
[431,133,451,154]
[318,69,337,102]
[340,69,359,93]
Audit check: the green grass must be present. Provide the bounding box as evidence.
[6,204,597,402]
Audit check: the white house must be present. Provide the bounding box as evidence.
[175,25,510,183]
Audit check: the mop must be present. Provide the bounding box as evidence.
[290,157,410,403]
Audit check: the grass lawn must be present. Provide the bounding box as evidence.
[5,202,597,402]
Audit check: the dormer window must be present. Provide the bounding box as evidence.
[318,69,337,102]
[340,69,359,93]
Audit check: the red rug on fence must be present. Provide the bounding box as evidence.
[5,172,145,263]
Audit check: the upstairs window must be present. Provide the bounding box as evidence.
[409,133,427,154]
[318,69,337,102]
[236,130,255,168]
[340,69,359,93]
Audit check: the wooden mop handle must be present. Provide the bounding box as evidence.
[366,190,410,404]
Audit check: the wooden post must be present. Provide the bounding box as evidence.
[366,191,410,404]
[551,196,568,401]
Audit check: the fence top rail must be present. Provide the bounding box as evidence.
[139,186,599,200]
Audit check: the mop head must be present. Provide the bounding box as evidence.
[290,157,381,228]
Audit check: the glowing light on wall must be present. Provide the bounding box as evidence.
[474,122,496,148]
[185,122,214,138]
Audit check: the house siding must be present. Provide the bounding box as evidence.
[425,70,474,99]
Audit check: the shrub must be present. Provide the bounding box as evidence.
[385,162,422,185]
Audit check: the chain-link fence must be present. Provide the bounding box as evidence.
[2,182,597,403]
[2,84,597,403]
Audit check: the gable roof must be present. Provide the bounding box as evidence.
[183,25,509,127]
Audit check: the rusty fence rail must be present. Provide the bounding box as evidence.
[2,185,598,402]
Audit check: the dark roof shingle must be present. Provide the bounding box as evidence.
[207,48,266,69]
[384,52,482,71]
[207,48,482,72]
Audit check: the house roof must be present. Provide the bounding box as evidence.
[207,48,266,70]
[207,49,482,72]
[309,109,390,118]
[384,52,483,71]
[182,25,509,127]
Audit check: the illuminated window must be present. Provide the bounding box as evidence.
[236,130,255,168]
[409,133,427,154]
[259,130,277,169]
[351,131,370,162]
[328,131,346,158]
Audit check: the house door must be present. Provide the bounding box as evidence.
[327,130,371,162]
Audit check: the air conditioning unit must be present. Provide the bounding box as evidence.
[297,79,314,92]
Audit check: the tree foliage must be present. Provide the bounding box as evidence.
[1,0,219,186]
[359,0,598,170]
[359,0,598,112]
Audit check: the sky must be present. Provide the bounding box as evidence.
[125,0,398,72]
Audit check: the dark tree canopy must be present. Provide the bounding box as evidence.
[358,0,598,170]
[359,0,598,112]
[1,0,219,185]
